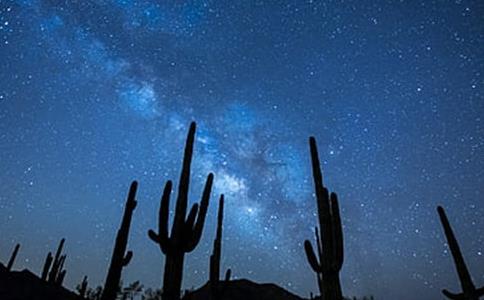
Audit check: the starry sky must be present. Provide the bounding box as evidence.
[0,0,483,299]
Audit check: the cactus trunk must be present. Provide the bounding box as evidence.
[324,273,342,300]
[148,122,213,300]
[101,181,138,300]
[163,253,185,300]
[304,137,344,300]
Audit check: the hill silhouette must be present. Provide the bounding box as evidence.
[0,263,82,300]
[182,279,305,300]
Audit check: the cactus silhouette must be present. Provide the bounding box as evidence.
[6,243,20,271]
[148,122,214,300]
[78,275,89,298]
[304,137,344,300]
[209,195,231,300]
[41,238,67,286]
[101,181,138,300]
[437,206,484,300]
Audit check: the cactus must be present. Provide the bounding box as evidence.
[6,243,20,271]
[209,195,231,300]
[41,238,67,286]
[304,137,344,300]
[101,181,138,300]
[437,206,484,300]
[148,122,214,300]
[78,275,89,298]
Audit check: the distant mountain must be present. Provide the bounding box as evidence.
[0,263,82,300]
[182,279,307,300]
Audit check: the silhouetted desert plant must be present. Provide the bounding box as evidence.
[41,238,67,286]
[143,288,163,300]
[76,275,88,298]
[101,181,138,300]
[6,243,20,271]
[148,122,214,300]
[120,280,144,300]
[304,137,344,300]
[85,285,103,300]
[209,195,231,300]
[437,206,484,300]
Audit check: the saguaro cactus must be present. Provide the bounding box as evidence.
[148,122,214,300]
[304,137,344,300]
[42,238,67,286]
[209,195,231,300]
[101,181,138,300]
[437,206,484,300]
[7,243,20,271]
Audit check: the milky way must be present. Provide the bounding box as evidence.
[0,1,483,299]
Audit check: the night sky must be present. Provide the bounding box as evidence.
[0,1,483,299]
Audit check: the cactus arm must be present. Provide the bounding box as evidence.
[148,230,161,244]
[442,289,465,300]
[224,269,231,281]
[184,173,214,252]
[159,181,172,247]
[123,251,133,266]
[304,240,322,272]
[41,252,53,280]
[54,239,65,264]
[437,206,475,292]
[184,204,199,230]
[331,193,344,270]
[314,227,323,265]
[58,255,66,273]
[57,270,66,286]
[148,180,173,254]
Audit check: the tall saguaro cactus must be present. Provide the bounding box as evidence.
[101,181,138,300]
[7,243,20,271]
[148,122,214,300]
[437,206,484,300]
[209,195,231,300]
[304,137,344,300]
